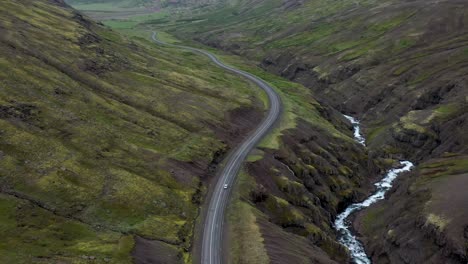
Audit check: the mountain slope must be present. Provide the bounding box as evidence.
[0,0,268,262]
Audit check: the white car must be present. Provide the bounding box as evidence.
[223,184,228,189]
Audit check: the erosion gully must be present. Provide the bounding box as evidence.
[335,115,414,264]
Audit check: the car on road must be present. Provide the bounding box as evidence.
[223,184,228,189]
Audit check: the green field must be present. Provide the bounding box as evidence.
[66,0,153,11]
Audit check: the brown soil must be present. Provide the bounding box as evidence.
[208,104,266,148]
[257,214,338,264]
[133,236,181,264]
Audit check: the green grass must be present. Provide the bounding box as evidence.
[360,206,386,234]
[433,103,461,119]
[266,23,337,49]
[368,13,413,33]
[392,61,419,75]
[420,156,468,179]
[103,19,140,29]
[155,31,182,44]
[66,0,152,11]
[247,149,265,162]
[366,125,389,143]
[102,10,169,29]
[0,194,134,263]
[397,38,417,49]
[227,171,270,264]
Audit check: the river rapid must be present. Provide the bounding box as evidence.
[334,115,414,264]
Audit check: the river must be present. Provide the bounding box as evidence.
[334,115,414,264]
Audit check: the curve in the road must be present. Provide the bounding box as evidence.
[152,32,282,264]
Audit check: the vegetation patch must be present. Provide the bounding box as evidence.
[227,172,269,264]
[425,213,451,230]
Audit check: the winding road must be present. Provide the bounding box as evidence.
[152,32,282,264]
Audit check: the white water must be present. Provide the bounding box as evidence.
[343,115,366,146]
[335,115,414,264]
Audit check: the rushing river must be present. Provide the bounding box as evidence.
[334,115,414,264]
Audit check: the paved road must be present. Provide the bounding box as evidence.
[152,32,282,264]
